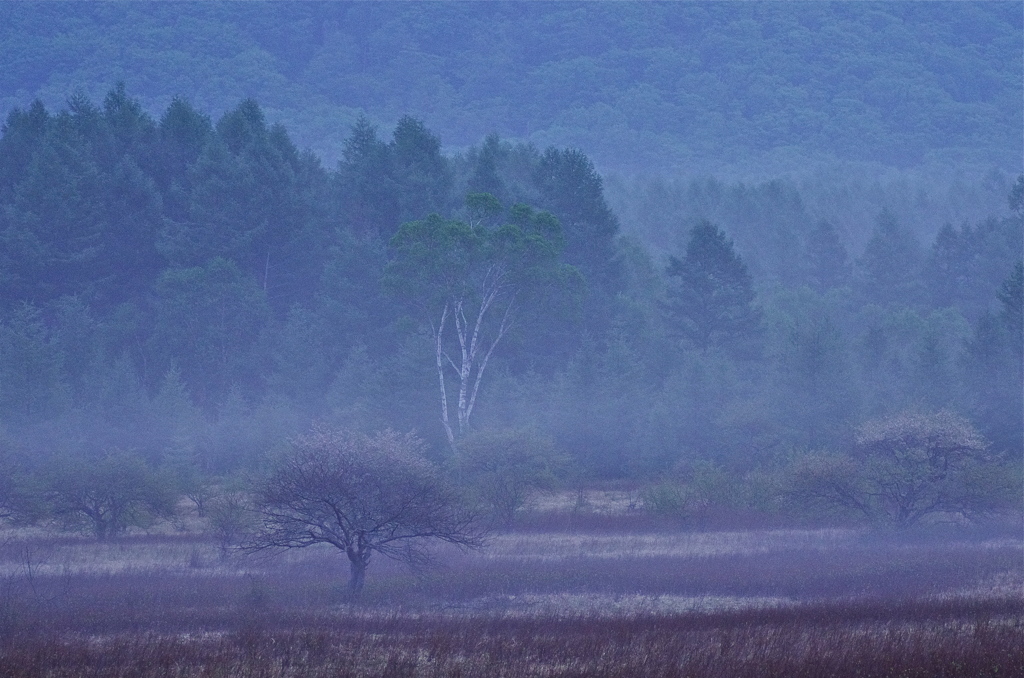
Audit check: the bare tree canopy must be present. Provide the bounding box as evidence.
[787,410,1015,529]
[45,451,178,540]
[245,427,483,592]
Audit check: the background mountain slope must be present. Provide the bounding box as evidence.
[2,2,1020,175]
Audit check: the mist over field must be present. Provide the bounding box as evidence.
[0,2,1021,676]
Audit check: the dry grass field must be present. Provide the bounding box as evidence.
[0,502,1020,677]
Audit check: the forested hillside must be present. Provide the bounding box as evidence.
[0,87,1020,486]
[1,2,1020,174]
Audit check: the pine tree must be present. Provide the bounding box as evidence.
[664,220,762,357]
[0,100,50,203]
[805,220,851,292]
[924,222,970,309]
[335,116,399,238]
[391,116,454,224]
[997,261,1023,378]
[467,133,506,202]
[535,147,621,296]
[857,209,923,307]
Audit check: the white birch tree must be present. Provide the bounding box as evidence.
[386,196,573,444]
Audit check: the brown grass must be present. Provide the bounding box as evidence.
[1,602,1021,677]
[0,517,1019,677]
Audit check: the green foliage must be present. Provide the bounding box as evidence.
[1010,175,1024,216]
[335,117,400,238]
[386,201,570,311]
[385,198,576,442]
[391,116,453,223]
[765,288,858,449]
[996,261,1023,364]
[851,304,971,417]
[856,210,924,307]
[264,305,330,404]
[385,214,482,309]
[923,216,1021,321]
[466,134,506,201]
[154,96,213,198]
[0,304,69,421]
[149,258,269,404]
[962,265,1024,455]
[805,221,851,293]
[0,83,1018,507]
[535,148,621,298]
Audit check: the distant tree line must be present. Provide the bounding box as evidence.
[2,3,1019,172]
[0,87,1019,531]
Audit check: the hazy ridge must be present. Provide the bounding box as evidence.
[2,2,1020,175]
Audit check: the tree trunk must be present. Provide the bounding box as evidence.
[434,303,455,445]
[347,548,369,593]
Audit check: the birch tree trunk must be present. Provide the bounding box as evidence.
[434,289,514,444]
[434,302,455,444]
[386,208,568,447]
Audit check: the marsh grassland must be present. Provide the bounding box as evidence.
[0,497,1020,677]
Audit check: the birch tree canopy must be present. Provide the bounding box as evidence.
[385,195,577,444]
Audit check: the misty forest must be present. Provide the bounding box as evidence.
[0,3,1021,677]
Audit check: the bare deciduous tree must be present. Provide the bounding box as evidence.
[45,451,178,540]
[244,428,483,593]
[787,410,1015,528]
[205,486,253,560]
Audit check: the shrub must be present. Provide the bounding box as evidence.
[454,427,566,526]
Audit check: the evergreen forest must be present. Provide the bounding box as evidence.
[0,2,1021,531]
[0,84,1020,496]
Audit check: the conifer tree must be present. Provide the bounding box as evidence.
[805,220,850,292]
[857,209,923,307]
[664,220,762,358]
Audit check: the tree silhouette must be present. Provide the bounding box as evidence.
[46,451,177,540]
[788,411,1012,529]
[245,428,482,593]
[857,209,923,307]
[664,220,762,357]
[805,220,850,293]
